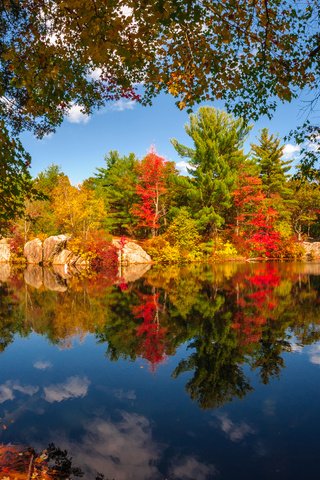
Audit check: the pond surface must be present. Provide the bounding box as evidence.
[0,262,319,479]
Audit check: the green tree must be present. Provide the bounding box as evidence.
[93,151,139,236]
[251,128,293,199]
[171,107,249,234]
[0,122,37,235]
[0,1,318,223]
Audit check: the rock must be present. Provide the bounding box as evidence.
[52,249,78,266]
[120,263,151,282]
[24,265,43,289]
[43,269,67,292]
[0,243,11,263]
[302,242,320,259]
[43,235,69,264]
[113,240,151,265]
[24,238,43,264]
[0,264,11,282]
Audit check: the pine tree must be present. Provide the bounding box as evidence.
[93,151,139,236]
[251,128,293,200]
[171,107,250,235]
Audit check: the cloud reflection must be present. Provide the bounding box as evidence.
[44,376,90,403]
[58,411,162,479]
[309,345,320,365]
[215,413,255,442]
[169,455,217,479]
[33,360,53,370]
[0,381,39,404]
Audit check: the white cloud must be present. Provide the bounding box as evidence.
[290,342,303,353]
[119,5,133,17]
[66,104,90,124]
[0,381,39,404]
[169,455,216,480]
[282,143,300,159]
[215,413,255,442]
[175,161,196,174]
[111,99,136,111]
[88,67,103,81]
[34,360,52,370]
[44,376,90,403]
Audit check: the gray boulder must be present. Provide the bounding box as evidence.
[24,238,43,264]
[0,242,11,263]
[112,240,151,265]
[43,235,69,264]
[52,249,78,266]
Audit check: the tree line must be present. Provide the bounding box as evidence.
[8,107,320,262]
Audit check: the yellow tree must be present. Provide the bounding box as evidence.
[52,177,107,238]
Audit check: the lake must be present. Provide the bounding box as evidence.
[0,261,319,479]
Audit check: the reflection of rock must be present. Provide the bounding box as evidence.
[24,265,43,289]
[113,240,151,265]
[0,240,11,263]
[52,249,79,266]
[24,238,43,264]
[43,269,67,292]
[43,235,69,264]
[302,242,320,259]
[0,264,11,282]
[121,263,151,283]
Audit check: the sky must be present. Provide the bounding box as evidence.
[21,93,303,185]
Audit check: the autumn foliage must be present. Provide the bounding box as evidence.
[132,150,168,237]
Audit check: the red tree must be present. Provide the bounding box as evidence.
[132,149,169,237]
[233,174,281,257]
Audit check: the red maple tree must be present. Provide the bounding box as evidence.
[132,149,169,237]
[233,174,281,257]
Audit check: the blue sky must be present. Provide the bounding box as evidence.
[21,93,303,185]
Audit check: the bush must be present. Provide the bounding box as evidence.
[144,210,203,264]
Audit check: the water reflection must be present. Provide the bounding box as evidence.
[0,262,319,478]
[0,263,319,407]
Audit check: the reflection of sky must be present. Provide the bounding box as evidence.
[0,263,319,479]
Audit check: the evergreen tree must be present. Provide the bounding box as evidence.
[171,107,249,235]
[93,151,139,236]
[251,128,293,199]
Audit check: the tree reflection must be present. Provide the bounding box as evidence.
[0,263,319,409]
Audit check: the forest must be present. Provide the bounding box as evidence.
[6,107,320,265]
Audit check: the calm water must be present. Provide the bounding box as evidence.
[0,262,319,479]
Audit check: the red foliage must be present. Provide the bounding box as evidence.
[233,175,281,257]
[84,230,118,275]
[231,265,280,345]
[132,149,168,234]
[132,292,167,371]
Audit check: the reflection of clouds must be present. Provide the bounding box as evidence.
[169,455,216,479]
[44,376,90,403]
[262,398,276,417]
[215,413,255,442]
[309,345,320,365]
[60,412,162,480]
[113,389,136,401]
[0,381,39,404]
[34,360,52,370]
